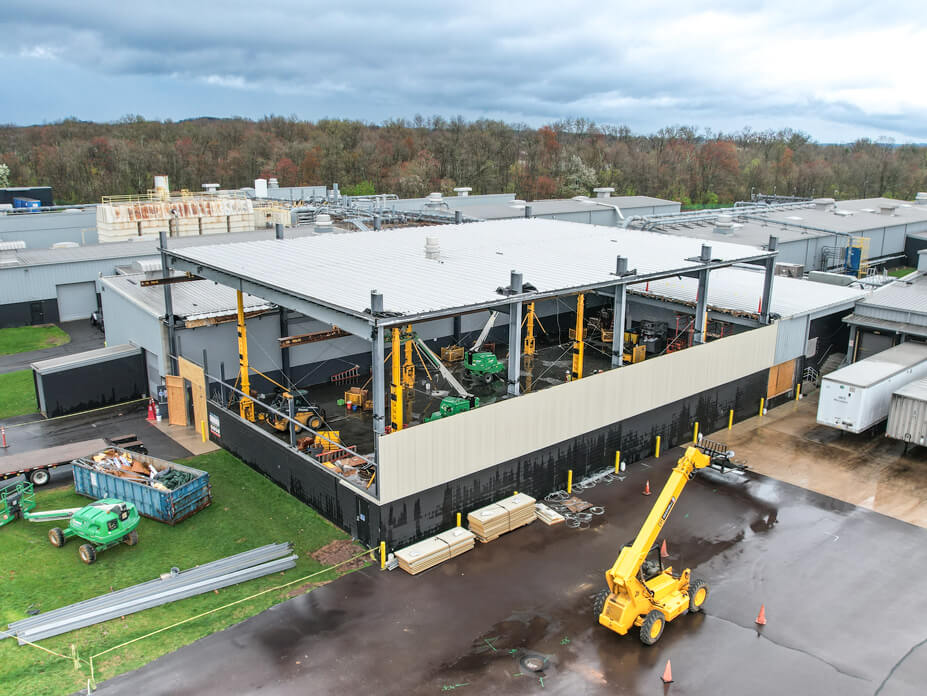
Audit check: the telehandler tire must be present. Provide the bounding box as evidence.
[689,578,709,612]
[79,544,97,565]
[592,590,608,620]
[640,610,665,645]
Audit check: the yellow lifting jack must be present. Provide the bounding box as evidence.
[236,290,255,422]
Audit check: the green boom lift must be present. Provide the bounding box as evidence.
[1,480,140,564]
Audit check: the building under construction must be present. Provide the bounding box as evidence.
[105,215,863,549]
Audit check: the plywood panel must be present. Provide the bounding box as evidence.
[178,357,207,434]
[377,324,777,503]
[767,360,795,398]
[166,374,188,426]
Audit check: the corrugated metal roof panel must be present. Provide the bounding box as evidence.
[169,218,771,317]
[102,273,274,320]
[31,344,141,374]
[632,265,867,319]
[856,273,927,315]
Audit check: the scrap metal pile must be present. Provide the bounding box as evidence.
[74,449,195,491]
[544,468,616,529]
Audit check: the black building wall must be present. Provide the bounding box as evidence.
[0,298,59,328]
[37,353,147,417]
[208,365,769,550]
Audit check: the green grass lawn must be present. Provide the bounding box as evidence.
[0,449,362,695]
[887,266,915,278]
[0,325,70,356]
[0,370,38,419]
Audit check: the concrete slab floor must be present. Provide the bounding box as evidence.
[148,420,219,456]
[708,388,927,527]
[92,449,927,696]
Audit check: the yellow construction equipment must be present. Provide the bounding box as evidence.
[570,293,584,381]
[402,325,415,389]
[594,442,734,645]
[390,327,403,431]
[236,290,255,422]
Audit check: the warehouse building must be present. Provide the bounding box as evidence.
[0,206,98,248]
[843,252,927,362]
[639,196,927,273]
[101,217,863,549]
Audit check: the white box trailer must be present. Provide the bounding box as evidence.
[816,342,927,434]
[886,378,927,445]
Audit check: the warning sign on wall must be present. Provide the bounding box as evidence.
[209,412,221,439]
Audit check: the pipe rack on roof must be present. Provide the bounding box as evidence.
[622,201,813,231]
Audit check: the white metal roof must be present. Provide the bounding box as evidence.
[823,342,927,388]
[31,344,141,374]
[856,273,927,316]
[893,377,927,401]
[102,273,275,321]
[631,265,868,319]
[169,218,772,318]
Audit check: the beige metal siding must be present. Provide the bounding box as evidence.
[376,324,777,503]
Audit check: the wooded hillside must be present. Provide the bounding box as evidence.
[2,116,925,205]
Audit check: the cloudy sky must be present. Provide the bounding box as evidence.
[2,0,924,142]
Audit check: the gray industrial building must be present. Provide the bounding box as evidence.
[94,216,866,549]
[640,196,927,273]
[0,206,98,248]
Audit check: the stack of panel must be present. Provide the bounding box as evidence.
[395,537,452,575]
[467,504,509,542]
[497,494,536,531]
[435,527,476,558]
[535,503,565,526]
[468,493,537,542]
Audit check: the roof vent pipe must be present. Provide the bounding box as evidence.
[616,256,628,276]
[373,214,381,231]
[425,235,441,260]
[510,270,523,294]
[593,187,615,199]
[455,210,462,224]
[315,214,333,234]
[524,205,532,218]
[453,187,472,197]
[713,215,734,235]
[700,244,712,262]
[768,235,779,251]
[880,205,897,216]
[370,290,384,314]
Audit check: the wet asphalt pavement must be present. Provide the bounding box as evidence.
[0,401,193,485]
[0,320,104,375]
[90,446,927,695]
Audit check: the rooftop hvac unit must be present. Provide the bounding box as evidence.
[775,263,804,278]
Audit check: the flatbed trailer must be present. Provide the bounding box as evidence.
[0,439,110,486]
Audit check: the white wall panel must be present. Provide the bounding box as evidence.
[376,324,777,502]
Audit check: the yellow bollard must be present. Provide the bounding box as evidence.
[615,450,621,474]
[655,435,661,458]
[380,541,386,570]
[201,420,207,442]
[456,512,461,528]
[795,383,802,401]
[759,398,765,417]
[693,421,699,443]
[728,409,734,429]
[567,469,573,494]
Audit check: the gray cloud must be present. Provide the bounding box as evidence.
[2,0,925,141]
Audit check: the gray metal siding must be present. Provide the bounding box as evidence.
[774,315,809,363]
[886,392,927,444]
[0,257,157,304]
[0,209,98,248]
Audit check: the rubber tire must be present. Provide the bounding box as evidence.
[48,527,65,547]
[308,415,322,430]
[593,590,609,620]
[639,610,665,646]
[689,579,709,612]
[481,373,493,384]
[123,530,139,546]
[29,469,50,486]
[79,544,97,565]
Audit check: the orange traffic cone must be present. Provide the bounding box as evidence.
[146,398,156,421]
[660,540,668,558]
[661,659,673,684]
[643,480,652,496]
[755,604,767,625]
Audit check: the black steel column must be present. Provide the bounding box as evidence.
[159,229,177,374]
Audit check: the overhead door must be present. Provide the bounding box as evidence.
[855,330,893,362]
[56,281,97,322]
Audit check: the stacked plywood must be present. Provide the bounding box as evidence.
[395,527,476,575]
[435,527,476,558]
[535,503,565,526]
[468,493,536,542]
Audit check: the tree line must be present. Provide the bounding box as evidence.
[1,115,925,205]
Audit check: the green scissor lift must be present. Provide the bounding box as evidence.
[1,480,140,564]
